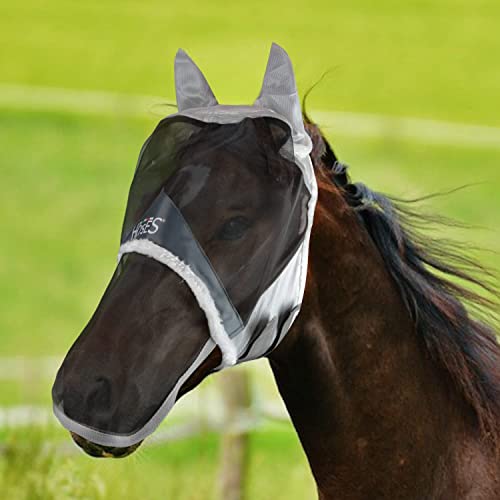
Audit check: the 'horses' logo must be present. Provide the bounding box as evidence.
[131,216,165,240]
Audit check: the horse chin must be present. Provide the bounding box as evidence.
[70,432,142,459]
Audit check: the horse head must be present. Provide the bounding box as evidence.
[52,44,315,458]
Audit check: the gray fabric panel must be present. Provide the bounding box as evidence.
[122,190,243,337]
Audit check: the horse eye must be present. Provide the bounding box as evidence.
[217,216,251,241]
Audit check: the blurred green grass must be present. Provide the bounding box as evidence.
[2,0,500,125]
[0,0,499,499]
[0,426,314,500]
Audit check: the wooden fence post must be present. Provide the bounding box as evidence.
[217,367,252,500]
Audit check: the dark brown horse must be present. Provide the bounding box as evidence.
[66,115,500,498]
[269,118,500,499]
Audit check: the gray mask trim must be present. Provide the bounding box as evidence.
[53,339,217,448]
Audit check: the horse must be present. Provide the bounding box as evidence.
[53,56,500,498]
[268,117,500,499]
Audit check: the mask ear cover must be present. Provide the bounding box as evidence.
[254,44,311,154]
[175,49,218,112]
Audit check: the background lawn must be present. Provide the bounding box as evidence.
[0,0,498,499]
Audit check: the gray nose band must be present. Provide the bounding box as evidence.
[53,338,217,448]
[119,191,244,349]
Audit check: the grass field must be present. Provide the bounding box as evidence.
[1,424,316,500]
[0,0,499,499]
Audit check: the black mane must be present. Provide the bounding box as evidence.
[307,120,500,445]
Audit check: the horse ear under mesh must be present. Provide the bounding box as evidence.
[52,43,318,448]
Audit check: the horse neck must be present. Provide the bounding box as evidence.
[268,185,473,499]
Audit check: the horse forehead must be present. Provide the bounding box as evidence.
[187,156,265,197]
[212,163,261,190]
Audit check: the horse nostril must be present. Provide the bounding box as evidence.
[86,376,113,413]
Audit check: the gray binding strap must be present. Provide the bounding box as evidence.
[118,191,242,366]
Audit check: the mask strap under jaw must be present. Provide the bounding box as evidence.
[118,239,238,367]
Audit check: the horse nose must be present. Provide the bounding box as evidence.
[60,373,116,425]
[86,376,113,413]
